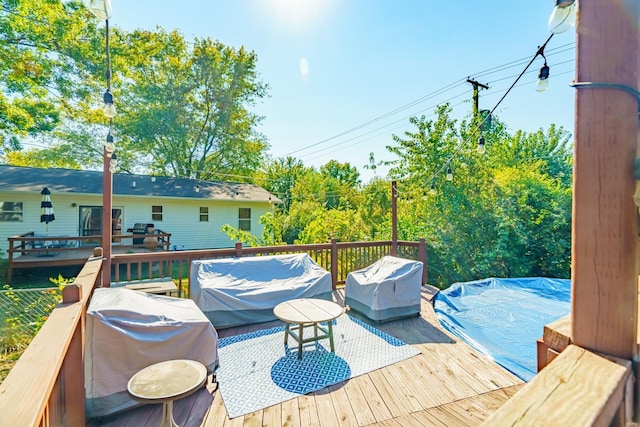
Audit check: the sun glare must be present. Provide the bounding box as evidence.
[264,0,329,29]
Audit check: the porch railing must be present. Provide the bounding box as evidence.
[0,248,103,427]
[109,239,428,295]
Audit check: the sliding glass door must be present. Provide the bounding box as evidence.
[79,206,123,245]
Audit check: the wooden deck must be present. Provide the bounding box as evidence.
[87,288,524,427]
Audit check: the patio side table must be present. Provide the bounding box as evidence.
[273,298,346,359]
[127,359,207,427]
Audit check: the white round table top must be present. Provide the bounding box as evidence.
[127,359,207,403]
[274,298,344,324]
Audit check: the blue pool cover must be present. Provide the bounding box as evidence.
[433,277,571,381]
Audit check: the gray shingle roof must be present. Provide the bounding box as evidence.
[0,165,280,203]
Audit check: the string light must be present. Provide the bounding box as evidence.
[446,167,453,181]
[548,0,576,34]
[477,137,486,154]
[535,47,550,92]
[109,153,117,173]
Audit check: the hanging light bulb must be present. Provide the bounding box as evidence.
[429,183,436,195]
[477,136,486,154]
[105,132,115,154]
[446,167,453,181]
[109,153,117,173]
[151,176,156,182]
[536,64,550,92]
[103,89,116,118]
[195,184,200,193]
[548,0,576,34]
[88,0,113,20]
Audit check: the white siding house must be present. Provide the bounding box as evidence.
[0,165,279,257]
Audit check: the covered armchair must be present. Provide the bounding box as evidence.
[345,256,423,322]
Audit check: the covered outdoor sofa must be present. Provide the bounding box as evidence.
[345,256,424,322]
[190,253,333,328]
[85,288,219,418]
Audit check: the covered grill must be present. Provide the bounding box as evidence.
[127,222,151,244]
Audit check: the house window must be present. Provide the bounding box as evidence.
[0,202,23,222]
[199,207,209,222]
[152,205,163,221]
[238,208,251,231]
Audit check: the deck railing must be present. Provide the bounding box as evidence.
[6,231,171,284]
[109,239,428,295]
[0,248,103,427]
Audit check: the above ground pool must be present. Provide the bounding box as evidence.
[433,277,571,381]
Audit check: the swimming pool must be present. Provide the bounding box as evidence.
[433,277,571,381]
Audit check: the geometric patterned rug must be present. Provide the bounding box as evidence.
[216,315,420,418]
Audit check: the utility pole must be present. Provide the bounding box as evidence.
[466,78,489,119]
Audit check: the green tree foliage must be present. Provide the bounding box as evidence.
[0,1,269,179]
[114,30,269,179]
[387,105,572,287]
[0,0,103,154]
[255,157,309,212]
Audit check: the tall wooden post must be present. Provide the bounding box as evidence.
[391,181,398,256]
[101,147,113,287]
[571,0,639,359]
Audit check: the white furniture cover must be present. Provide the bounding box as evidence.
[85,288,219,418]
[190,253,333,328]
[345,256,423,322]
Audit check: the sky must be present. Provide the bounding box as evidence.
[113,1,576,182]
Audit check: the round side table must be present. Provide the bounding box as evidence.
[127,359,207,427]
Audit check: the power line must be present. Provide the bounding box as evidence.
[277,40,574,160]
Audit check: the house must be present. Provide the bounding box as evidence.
[0,164,279,257]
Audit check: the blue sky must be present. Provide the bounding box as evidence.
[114,1,576,182]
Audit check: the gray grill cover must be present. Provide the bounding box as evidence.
[85,288,218,418]
[345,256,423,322]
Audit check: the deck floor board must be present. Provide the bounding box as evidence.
[88,287,524,427]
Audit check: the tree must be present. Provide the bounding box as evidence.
[0,1,104,154]
[255,157,309,212]
[114,30,269,179]
[385,105,573,287]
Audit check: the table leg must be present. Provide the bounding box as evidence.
[328,321,335,353]
[284,323,290,345]
[161,400,178,427]
[297,323,303,359]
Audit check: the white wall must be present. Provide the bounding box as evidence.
[0,190,272,257]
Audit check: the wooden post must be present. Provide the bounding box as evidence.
[572,0,639,360]
[418,238,427,284]
[235,241,243,257]
[331,238,338,290]
[101,147,113,287]
[64,322,85,427]
[391,181,398,256]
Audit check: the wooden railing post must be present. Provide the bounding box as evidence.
[391,181,398,256]
[64,319,86,427]
[418,238,427,284]
[7,238,15,285]
[330,239,338,290]
[235,241,243,257]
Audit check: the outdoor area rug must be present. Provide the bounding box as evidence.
[216,314,420,418]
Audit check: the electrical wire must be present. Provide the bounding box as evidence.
[278,37,572,160]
